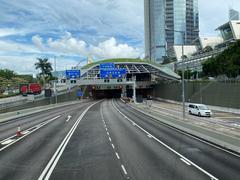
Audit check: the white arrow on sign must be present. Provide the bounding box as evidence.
[66,115,72,122]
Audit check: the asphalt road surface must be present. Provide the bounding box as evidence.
[0,99,239,180]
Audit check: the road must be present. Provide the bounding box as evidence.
[0,99,239,180]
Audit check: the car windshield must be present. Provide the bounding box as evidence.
[199,106,209,110]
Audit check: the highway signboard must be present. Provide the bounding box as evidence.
[65,70,81,79]
[100,68,127,78]
[100,63,115,69]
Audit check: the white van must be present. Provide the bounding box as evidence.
[188,103,212,117]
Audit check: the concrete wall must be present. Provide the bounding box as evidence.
[153,81,240,108]
[0,89,79,114]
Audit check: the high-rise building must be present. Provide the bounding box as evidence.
[144,0,199,63]
[229,8,239,21]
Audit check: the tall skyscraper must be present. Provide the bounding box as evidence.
[229,8,239,21]
[144,0,199,63]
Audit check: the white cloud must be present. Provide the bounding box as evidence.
[0,40,37,53]
[32,35,44,51]
[91,37,141,59]
[31,33,142,59]
[0,28,26,37]
[0,0,144,41]
[0,55,78,75]
[46,32,88,55]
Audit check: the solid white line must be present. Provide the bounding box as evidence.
[21,130,30,135]
[0,115,61,152]
[121,164,128,175]
[38,101,101,180]
[111,144,115,149]
[115,152,120,159]
[180,158,191,166]
[109,137,112,142]
[112,99,219,180]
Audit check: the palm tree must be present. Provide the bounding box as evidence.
[35,58,53,86]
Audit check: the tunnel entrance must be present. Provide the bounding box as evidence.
[92,89,122,99]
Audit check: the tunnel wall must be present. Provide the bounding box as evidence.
[153,81,240,108]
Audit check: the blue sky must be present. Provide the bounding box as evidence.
[0,0,239,74]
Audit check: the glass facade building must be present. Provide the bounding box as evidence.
[229,8,239,21]
[144,0,199,63]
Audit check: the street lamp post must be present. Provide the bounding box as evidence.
[166,28,186,120]
[181,32,186,120]
[54,56,57,104]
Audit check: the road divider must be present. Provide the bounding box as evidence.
[0,115,61,152]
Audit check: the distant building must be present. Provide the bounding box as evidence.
[193,37,224,51]
[144,0,199,63]
[168,45,197,62]
[216,20,240,42]
[175,20,240,72]
[229,8,239,21]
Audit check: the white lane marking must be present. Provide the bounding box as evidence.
[1,139,14,145]
[147,134,152,138]
[112,99,219,180]
[0,115,61,152]
[105,128,108,132]
[21,130,30,135]
[180,158,191,166]
[109,137,112,142]
[38,101,102,180]
[129,104,240,158]
[107,132,110,136]
[120,98,125,103]
[121,164,128,175]
[111,144,115,149]
[115,152,120,159]
[66,115,72,122]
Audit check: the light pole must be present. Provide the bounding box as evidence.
[166,28,186,120]
[54,56,57,104]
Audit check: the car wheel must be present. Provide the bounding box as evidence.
[198,112,201,117]
[189,111,192,114]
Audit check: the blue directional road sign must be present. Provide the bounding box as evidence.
[77,90,83,97]
[65,70,81,79]
[100,63,115,69]
[100,68,127,79]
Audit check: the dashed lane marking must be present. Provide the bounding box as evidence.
[115,152,120,159]
[111,143,115,149]
[121,164,128,175]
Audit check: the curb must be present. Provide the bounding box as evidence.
[129,103,240,155]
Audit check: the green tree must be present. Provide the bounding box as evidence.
[35,58,53,86]
[202,40,240,78]
[0,69,16,79]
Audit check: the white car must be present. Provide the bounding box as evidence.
[188,103,212,117]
